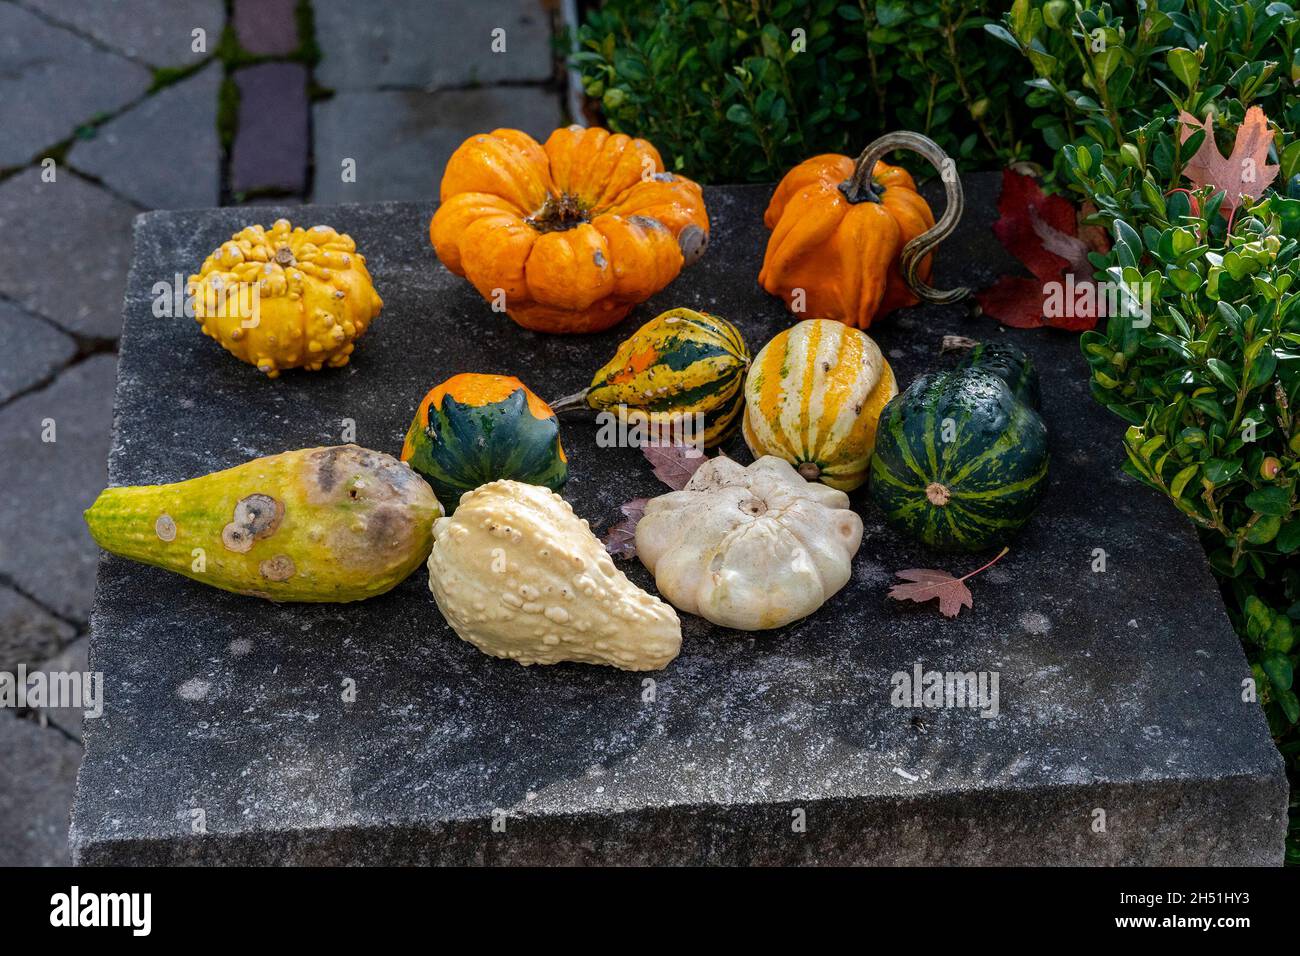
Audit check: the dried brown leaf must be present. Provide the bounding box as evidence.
[887,548,1009,619]
[642,442,707,490]
[1178,106,1279,213]
[888,569,974,618]
[602,498,648,559]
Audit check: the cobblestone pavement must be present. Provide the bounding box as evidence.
[0,0,566,866]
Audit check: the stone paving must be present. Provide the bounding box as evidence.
[0,0,566,866]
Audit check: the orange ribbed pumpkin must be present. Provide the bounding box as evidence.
[758,131,967,329]
[430,126,709,334]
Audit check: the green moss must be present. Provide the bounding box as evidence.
[215,22,253,68]
[217,75,240,152]
[151,63,194,92]
[294,0,321,67]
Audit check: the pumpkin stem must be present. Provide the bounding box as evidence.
[837,173,884,205]
[925,482,951,506]
[846,131,969,307]
[798,461,822,481]
[547,389,595,416]
[526,193,589,233]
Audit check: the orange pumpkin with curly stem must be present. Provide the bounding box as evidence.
[758,131,967,330]
[430,126,710,334]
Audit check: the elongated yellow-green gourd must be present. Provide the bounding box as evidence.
[85,445,441,602]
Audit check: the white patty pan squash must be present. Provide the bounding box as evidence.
[635,455,863,630]
[427,480,682,670]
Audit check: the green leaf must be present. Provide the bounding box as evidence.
[1262,651,1294,691]
[1008,0,1032,41]
[1189,396,1227,423]
[1245,596,1273,643]
[1167,267,1202,293]
[1247,348,1278,390]
[1245,486,1292,515]
[1205,358,1239,390]
[725,104,752,125]
[876,0,909,29]
[1277,520,1300,554]
[1276,688,1300,723]
[1267,615,1295,653]
[1167,48,1200,91]
[984,23,1020,49]
[1093,46,1121,83]
[1246,514,1283,544]
[1168,464,1199,500]
[1204,458,1242,484]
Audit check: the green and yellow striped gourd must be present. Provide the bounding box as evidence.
[549,307,750,448]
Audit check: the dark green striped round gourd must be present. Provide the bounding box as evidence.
[956,340,1040,410]
[868,368,1048,551]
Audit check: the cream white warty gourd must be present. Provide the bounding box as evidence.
[427,480,682,670]
[635,455,863,631]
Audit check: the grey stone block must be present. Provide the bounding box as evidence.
[0,355,117,623]
[0,169,138,338]
[0,712,82,866]
[0,585,76,674]
[20,0,226,68]
[314,0,554,91]
[71,182,1288,865]
[0,300,76,403]
[311,87,562,204]
[68,62,222,210]
[0,3,152,168]
[230,63,310,196]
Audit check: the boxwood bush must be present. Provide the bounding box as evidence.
[995,0,1300,862]
[569,0,1042,182]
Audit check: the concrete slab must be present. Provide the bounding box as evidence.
[71,181,1288,864]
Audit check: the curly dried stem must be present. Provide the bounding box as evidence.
[841,131,968,306]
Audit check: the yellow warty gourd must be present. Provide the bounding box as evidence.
[188,219,383,377]
[427,480,682,670]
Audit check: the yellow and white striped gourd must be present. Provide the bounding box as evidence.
[742,319,896,491]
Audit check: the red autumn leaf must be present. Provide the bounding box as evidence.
[970,276,1049,329]
[990,168,1082,282]
[887,548,1009,618]
[976,169,1108,333]
[602,498,647,558]
[1178,106,1279,214]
